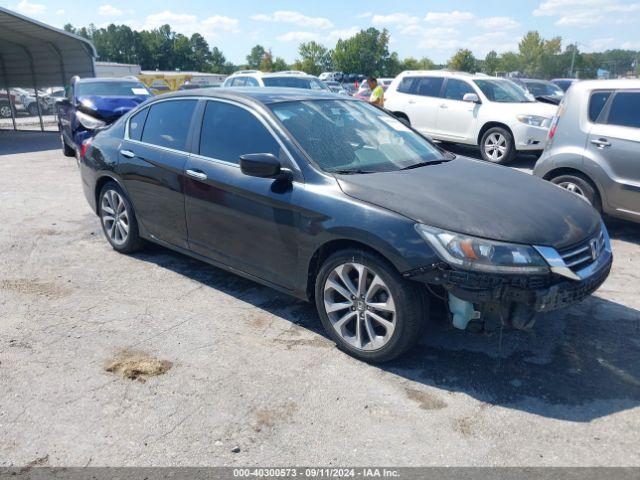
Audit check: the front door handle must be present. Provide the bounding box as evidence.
[440,104,448,109]
[408,99,416,104]
[119,149,135,158]
[590,138,611,148]
[186,169,207,181]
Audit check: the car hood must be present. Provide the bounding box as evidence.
[77,95,148,122]
[336,156,600,249]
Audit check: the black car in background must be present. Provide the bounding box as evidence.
[78,88,612,362]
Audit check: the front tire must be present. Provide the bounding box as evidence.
[98,182,144,253]
[480,127,516,164]
[315,249,427,362]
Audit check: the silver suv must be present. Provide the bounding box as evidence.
[534,79,640,223]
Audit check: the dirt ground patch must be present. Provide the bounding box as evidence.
[105,350,173,381]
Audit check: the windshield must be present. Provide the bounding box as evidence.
[76,81,151,97]
[474,79,533,103]
[262,77,329,91]
[269,99,446,173]
[525,81,564,97]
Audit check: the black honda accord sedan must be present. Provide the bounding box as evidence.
[78,88,612,362]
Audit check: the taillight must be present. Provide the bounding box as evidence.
[80,138,92,160]
[548,121,557,139]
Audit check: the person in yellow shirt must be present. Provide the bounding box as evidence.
[367,76,384,108]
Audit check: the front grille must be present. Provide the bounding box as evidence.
[558,228,605,273]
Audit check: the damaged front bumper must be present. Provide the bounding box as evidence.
[405,243,612,330]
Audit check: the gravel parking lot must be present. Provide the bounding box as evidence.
[1,131,639,467]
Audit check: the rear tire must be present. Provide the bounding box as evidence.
[480,127,516,164]
[27,103,39,116]
[315,249,427,363]
[550,173,600,211]
[60,132,75,157]
[98,182,144,254]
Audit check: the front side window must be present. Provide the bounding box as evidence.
[75,81,151,97]
[397,77,416,94]
[128,108,148,141]
[140,100,197,151]
[269,99,445,173]
[443,79,476,101]
[474,79,533,103]
[588,91,612,123]
[606,91,640,129]
[199,101,280,163]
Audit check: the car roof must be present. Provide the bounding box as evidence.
[76,77,141,83]
[397,70,491,80]
[568,78,640,92]
[148,87,353,106]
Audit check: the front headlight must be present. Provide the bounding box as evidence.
[416,225,549,274]
[516,114,550,128]
[76,110,106,130]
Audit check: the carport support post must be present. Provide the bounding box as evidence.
[33,87,44,132]
[24,47,44,132]
[0,54,17,131]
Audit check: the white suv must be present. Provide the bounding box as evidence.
[385,71,558,164]
[222,70,330,91]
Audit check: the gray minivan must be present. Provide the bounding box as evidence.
[534,79,640,223]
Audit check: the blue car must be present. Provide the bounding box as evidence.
[58,77,152,157]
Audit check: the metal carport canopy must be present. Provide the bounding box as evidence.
[0,6,96,89]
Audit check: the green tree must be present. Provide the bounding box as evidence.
[246,45,266,69]
[483,51,499,75]
[447,49,477,72]
[331,28,391,76]
[259,49,274,72]
[189,33,211,72]
[296,41,332,75]
[272,56,289,72]
[209,47,227,73]
[399,57,436,71]
[498,51,522,73]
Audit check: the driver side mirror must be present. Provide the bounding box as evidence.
[463,93,480,104]
[240,153,286,179]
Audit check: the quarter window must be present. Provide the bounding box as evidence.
[443,79,476,101]
[140,100,197,151]
[199,101,280,164]
[128,108,148,141]
[588,91,611,123]
[606,91,640,129]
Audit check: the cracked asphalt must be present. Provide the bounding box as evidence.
[1,131,639,467]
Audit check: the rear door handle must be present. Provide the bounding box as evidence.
[590,138,611,148]
[408,99,416,104]
[186,169,207,181]
[119,149,135,158]
[440,104,448,109]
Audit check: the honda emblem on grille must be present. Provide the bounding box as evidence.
[590,238,600,260]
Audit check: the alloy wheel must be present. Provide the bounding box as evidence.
[557,181,589,203]
[323,262,396,351]
[484,133,507,161]
[0,105,11,118]
[101,189,129,246]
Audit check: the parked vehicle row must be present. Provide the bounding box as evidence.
[77,88,613,362]
[222,70,331,91]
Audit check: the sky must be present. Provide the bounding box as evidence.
[2,0,640,64]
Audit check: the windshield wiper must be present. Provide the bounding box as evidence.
[401,159,450,170]
[331,169,377,175]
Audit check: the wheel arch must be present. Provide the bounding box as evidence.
[94,174,127,215]
[305,238,398,301]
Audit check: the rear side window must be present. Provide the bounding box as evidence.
[397,77,416,94]
[606,92,640,128]
[244,77,259,87]
[588,91,611,123]
[199,101,280,163]
[443,79,475,101]
[414,77,444,97]
[128,108,148,141]
[141,100,197,151]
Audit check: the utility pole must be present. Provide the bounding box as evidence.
[569,43,577,78]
